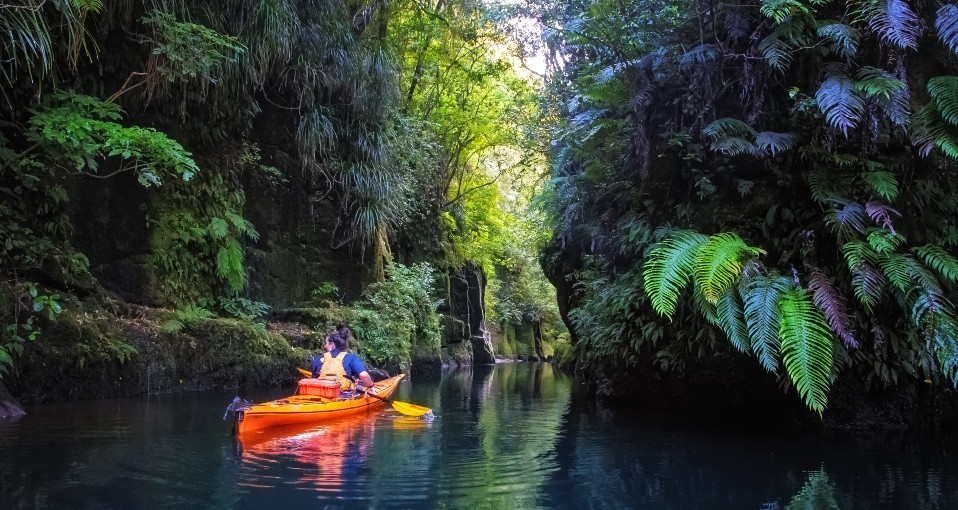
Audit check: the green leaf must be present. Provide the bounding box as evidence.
[643,231,709,319]
[743,276,789,373]
[779,288,834,414]
[914,244,958,284]
[716,289,751,353]
[694,233,766,304]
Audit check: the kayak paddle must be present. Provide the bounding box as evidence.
[296,367,433,418]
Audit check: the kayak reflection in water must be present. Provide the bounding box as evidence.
[237,413,373,490]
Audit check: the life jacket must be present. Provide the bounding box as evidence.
[319,351,353,390]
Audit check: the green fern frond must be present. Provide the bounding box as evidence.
[779,287,834,414]
[914,244,958,284]
[711,137,758,156]
[743,276,789,373]
[842,239,879,269]
[929,77,958,126]
[854,67,906,100]
[936,5,958,58]
[216,239,246,293]
[864,0,920,49]
[818,22,860,59]
[866,229,904,253]
[851,262,886,311]
[208,217,229,239]
[643,231,709,319]
[755,131,800,156]
[878,252,913,293]
[816,67,864,136]
[717,289,751,353]
[694,233,766,304]
[862,170,898,201]
[761,0,809,24]
[702,118,757,139]
[226,211,259,241]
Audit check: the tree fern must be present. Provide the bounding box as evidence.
[826,199,868,239]
[851,261,886,311]
[936,4,958,57]
[877,252,913,293]
[216,238,246,293]
[711,137,758,156]
[864,0,920,50]
[761,0,809,24]
[866,228,904,253]
[716,289,751,353]
[643,231,709,319]
[928,76,958,126]
[808,267,858,348]
[694,232,766,304]
[743,275,789,373]
[818,22,860,59]
[816,66,864,136]
[702,118,757,139]
[779,287,834,414]
[755,131,800,156]
[914,244,958,284]
[911,102,958,159]
[855,67,906,100]
[862,171,899,202]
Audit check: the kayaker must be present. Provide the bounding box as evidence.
[311,330,375,393]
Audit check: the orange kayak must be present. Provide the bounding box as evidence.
[234,374,405,437]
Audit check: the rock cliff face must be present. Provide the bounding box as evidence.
[441,263,495,365]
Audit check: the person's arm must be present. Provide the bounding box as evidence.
[346,354,375,388]
[310,356,322,378]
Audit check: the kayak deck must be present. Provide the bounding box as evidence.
[235,374,405,437]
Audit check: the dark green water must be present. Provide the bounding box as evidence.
[1,363,956,509]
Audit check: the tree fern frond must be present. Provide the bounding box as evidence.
[702,118,757,138]
[826,200,868,239]
[850,261,886,311]
[743,276,790,373]
[759,26,795,70]
[843,239,879,270]
[717,289,751,353]
[216,239,246,293]
[878,252,913,293]
[818,22,860,59]
[808,267,858,348]
[867,228,905,253]
[755,131,800,156]
[926,314,958,387]
[680,44,720,69]
[865,0,920,50]
[855,66,906,99]
[914,244,958,284]
[816,69,865,136]
[711,137,758,156]
[936,4,958,57]
[911,102,958,159]
[761,0,809,24]
[643,231,709,319]
[865,200,901,234]
[928,76,958,126]
[208,217,229,239]
[779,287,834,414]
[694,233,766,304]
[862,171,899,202]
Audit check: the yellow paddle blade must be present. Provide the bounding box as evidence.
[391,400,433,417]
[297,367,312,378]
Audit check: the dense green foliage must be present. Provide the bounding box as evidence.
[0,0,556,378]
[536,0,958,411]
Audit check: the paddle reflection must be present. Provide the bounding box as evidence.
[236,412,432,493]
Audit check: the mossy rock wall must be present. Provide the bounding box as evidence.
[7,299,309,404]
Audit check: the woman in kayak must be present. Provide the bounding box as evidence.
[311,328,375,393]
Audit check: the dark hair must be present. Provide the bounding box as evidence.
[336,324,351,340]
[328,331,347,350]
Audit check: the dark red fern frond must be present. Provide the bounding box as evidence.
[808,267,859,349]
[865,200,902,234]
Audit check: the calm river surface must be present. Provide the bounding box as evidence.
[1,363,956,509]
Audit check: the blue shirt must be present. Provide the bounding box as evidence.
[310,349,367,380]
